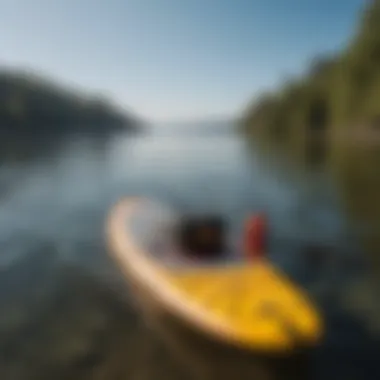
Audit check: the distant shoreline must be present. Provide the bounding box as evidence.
[0,68,142,138]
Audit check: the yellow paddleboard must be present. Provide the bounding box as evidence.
[106,197,323,354]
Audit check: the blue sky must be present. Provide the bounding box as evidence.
[0,0,364,121]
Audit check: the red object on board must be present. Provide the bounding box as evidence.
[243,214,267,260]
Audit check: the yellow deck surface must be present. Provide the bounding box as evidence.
[107,197,324,354]
[163,262,323,352]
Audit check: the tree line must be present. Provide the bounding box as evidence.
[0,68,140,138]
[242,0,380,145]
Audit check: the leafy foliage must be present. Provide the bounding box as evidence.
[243,0,380,141]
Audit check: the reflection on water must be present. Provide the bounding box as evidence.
[0,125,379,379]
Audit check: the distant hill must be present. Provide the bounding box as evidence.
[151,118,235,135]
[242,0,380,143]
[0,68,141,138]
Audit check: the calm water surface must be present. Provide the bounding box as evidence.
[0,123,379,380]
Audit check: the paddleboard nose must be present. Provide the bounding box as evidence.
[257,298,323,349]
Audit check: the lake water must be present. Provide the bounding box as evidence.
[0,123,379,380]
